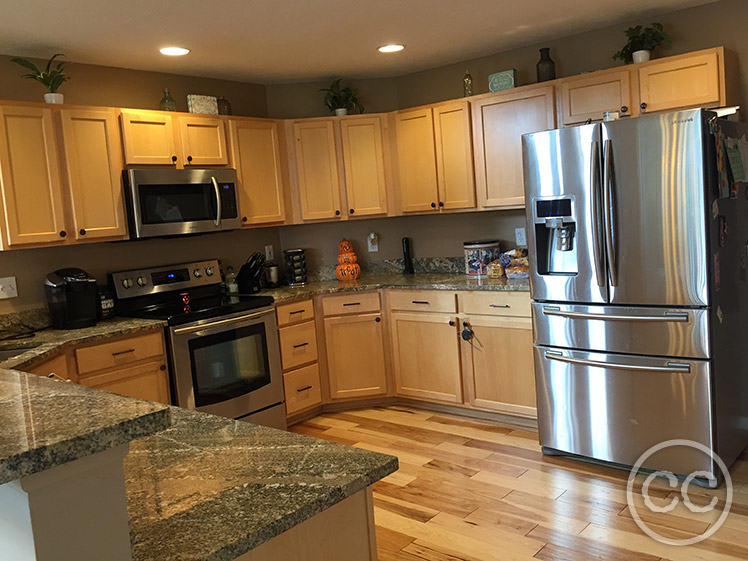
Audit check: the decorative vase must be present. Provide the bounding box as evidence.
[159,88,177,111]
[536,48,556,82]
[632,50,651,64]
[463,69,473,97]
[334,108,348,117]
[217,96,232,115]
[44,93,64,104]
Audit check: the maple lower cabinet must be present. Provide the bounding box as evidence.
[0,105,67,248]
[59,108,128,241]
[472,86,555,208]
[292,120,342,220]
[120,109,177,165]
[80,360,170,404]
[230,119,286,225]
[559,69,636,125]
[389,311,462,403]
[340,116,387,216]
[177,116,229,166]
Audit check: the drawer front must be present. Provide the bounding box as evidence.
[76,331,164,376]
[276,299,315,327]
[388,290,456,313]
[279,321,318,370]
[284,363,322,416]
[458,291,531,317]
[322,291,381,316]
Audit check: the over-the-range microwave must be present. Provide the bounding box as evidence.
[124,168,242,239]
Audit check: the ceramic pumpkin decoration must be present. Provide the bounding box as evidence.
[335,238,361,281]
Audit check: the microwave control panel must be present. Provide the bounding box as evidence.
[219,183,238,219]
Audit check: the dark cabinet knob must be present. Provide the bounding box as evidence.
[349,209,355,214]
[438,201,444,207]
[79,229,86,236]
[187,155,193,163]
[59,230,66,238]
[375,317,381,322]
[621,105,628,114]
[430,202,436,208]
[640,102,647,110]
[171,155,177,162]
[242,216,248,222]
[449,320,455,326]
[160,364,166,371]
[335,210,341,216]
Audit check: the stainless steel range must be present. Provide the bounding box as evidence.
[112,259,286,429]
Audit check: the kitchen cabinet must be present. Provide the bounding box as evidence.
[340,116,387,216]
[0,105,67,248]
[177,115,229,166]
[292,120,342,220]
[230,118,286,225]
[558,69,636,125]
[59,108,128,241]
[395,108,438,212]
[284,363,323,416]
[472,86,555,208]
[29,353,73,382]
[80,360,170,404]
[120,109,178,165]
[433,101,475,210]
[279,320,318,370]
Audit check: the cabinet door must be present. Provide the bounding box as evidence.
[472,86,555,208]
[559,70,635,125]
[395,108,438,212]
[29,353,73,382]
[120,109,177,165]
[60,108,127,241]
[324,312,387,400]
[80,360,170,404]
[0,105,66,247]
[293,120,342,220]
[434,101,475,210]
[638,51,721,114]
[230,119,286,225]
[390,312,462,403]
[466,316,536,418]
[178,116,229,166]
[340,116,387,216]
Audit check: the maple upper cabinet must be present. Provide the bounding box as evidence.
[230,119,286,225]
[340,116,387,216]
[472,86,555,209]
[395,108,439,212]
[59,108,128,241]
[177,116,229,166]
[433,101,475,210]
[0,105,67,248]
[292,120,342,220]
[559,69,636,125]
[120,109,177,165]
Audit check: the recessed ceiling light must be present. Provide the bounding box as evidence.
[378,44,405,53]
[160,47,190,56]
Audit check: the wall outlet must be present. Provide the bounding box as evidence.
[264,245,274,262]
[367,233,379,253]
[0,277,18,299]
[515,227,527,247]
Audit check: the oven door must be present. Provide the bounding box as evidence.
[168,307,284,420]
[127,168,241,238]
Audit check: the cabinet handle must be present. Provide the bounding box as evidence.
[59,230,67,238]
[430,202,436,208]
[112,348,135,356]
[640,102,647,111]
[296,385,313,392]
[293,342,309,349]
[171,155,177,162]
[489,304,510,308]
[160,364,166,371]
[289,309,305,315]
[349,209,355,214]
[375,317,381,322]
[438,201,444,207]
[412,300,430,305]
[335,210,341,216]
[242,216,248,222]
[449,320,455,326]
[187,155,193,163]
[621,105,628,114]
[342,302,361,307]
[79,229,86,236]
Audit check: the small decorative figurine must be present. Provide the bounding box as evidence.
[335,239,361,281]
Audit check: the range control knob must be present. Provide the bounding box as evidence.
[205,266,214,276]
[137,276,148,287]
[193,269,202,278]
[121,278,133,289]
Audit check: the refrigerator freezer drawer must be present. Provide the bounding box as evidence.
[532,302,710,359]
[535,345,714,476]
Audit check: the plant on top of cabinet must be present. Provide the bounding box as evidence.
[320,78,364,116]
[11,53,69,104]
[613,23,670,64]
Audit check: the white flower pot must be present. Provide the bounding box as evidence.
[632,50,651,64]
[44,93,64,104]
[334,108,347,116]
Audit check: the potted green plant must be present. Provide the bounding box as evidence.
[319,78,364,116]
[613,23,670,64]
[10,53,70,104]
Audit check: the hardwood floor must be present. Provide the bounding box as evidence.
[290,406,748,561]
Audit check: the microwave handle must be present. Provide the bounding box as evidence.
[211,177,222,226]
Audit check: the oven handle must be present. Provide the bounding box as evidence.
[172,309,271,335]
[211,176,222,227]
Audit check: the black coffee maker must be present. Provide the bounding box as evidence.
[44,268,99,329]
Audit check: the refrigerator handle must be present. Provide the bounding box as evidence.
[590,139,606,288]
[603,139,618,286]
[545,351,691,373]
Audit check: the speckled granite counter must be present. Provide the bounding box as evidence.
[262,273,530,304]
[0,368,170,484]
[0,316,167,371]
[125,407,397,561]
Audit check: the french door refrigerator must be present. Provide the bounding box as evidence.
[522,108,748,481]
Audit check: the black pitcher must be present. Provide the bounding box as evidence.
[536,48,556,82]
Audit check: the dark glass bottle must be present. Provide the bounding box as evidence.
[159,88,177,112]
[217,96,232,115]
[536,48,556,82]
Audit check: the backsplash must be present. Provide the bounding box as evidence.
[307,257,463,281]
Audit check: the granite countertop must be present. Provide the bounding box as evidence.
[0,368,170,484]
[125,406,398,561]
[0,317,167,371]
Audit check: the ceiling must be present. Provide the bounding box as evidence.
[0,0,716,84]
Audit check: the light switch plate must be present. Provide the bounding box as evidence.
[515,227,527,247]
[264,245,274,262]
[0,277,18,299]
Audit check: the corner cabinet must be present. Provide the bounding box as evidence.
[472,86,555,209]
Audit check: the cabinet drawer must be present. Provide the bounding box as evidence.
[276,299,315,327]
[76,331,164,376]
[79,360,170,404]
[322,292,381,316]
[284,363,322,416]
[388,290,456,313]
[458,291,531,317]
[279,321,318,370]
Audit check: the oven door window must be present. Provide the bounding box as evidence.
[189,323,271,407]
[139,183,216,224]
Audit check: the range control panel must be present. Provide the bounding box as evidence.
[112,259,221,299]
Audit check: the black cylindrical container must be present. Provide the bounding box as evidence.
[402,238,414,274]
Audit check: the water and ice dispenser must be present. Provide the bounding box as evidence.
[533,198,578,275]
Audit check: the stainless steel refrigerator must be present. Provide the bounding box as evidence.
[522,108,748,481]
